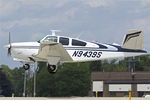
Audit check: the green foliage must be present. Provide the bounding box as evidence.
[1,65,24,96]
[101,59,127,72]
[1,65,13,81]
[11,67,24,96]
[0,65,12,96]
[89,60,102,72]
[36,62,91,97]
[1,55,150,97]
[36,62,55,96]
[135,55,150,71]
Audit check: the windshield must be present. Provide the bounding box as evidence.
[43,36,58,42]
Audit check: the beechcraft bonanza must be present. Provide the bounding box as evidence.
[5,30,147,73]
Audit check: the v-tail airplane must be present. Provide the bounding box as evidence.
[5,30,147,73]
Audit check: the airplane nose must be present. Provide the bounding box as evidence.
[4,44,10,48]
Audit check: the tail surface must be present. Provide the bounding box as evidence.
[122,30,144,50]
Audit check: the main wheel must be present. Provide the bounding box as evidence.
[47,64,57,74]
[23,64,30,70]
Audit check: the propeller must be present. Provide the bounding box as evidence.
[7,32,12,56]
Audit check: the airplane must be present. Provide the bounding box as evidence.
[5,30,147,73]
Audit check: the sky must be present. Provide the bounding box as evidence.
[0,0,150,68]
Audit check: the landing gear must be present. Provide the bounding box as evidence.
[47,64,58,74]
[23,64,30,70]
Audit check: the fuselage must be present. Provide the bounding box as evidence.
[5,35,147,63]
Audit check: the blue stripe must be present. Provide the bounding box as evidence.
[92,42,108,49]
[65,47,147,53]
[109,44,147,53]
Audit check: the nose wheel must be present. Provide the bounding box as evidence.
[47,64,57,74]
[23,64,30,70]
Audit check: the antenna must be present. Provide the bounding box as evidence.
[51,30,61,36]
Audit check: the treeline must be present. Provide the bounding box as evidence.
[1,55,150,97]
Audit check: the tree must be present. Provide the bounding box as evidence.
[0,65,12,96]
[89,60,102,72]
[36,62,56,96]
[11,67,24,96]
[1,55,150,97]
[1,65,24,96]
[101,59,127,72]
[36,62,91,97]
[135,55,150,71]
[54,63,91,97]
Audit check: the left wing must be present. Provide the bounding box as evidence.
[34,41,73,65]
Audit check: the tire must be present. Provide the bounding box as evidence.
[23,64,30,70]
[47,64,57,74]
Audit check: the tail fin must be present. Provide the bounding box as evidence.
[122,30,144,50]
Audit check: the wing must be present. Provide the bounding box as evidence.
[34,41,73,65]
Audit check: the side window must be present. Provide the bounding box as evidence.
[59,37,69,45]
[72,39,87,46]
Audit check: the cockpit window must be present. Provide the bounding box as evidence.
[59,37,69,45]
[72,39,87,46]
[44,36,57,42]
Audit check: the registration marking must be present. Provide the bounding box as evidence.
[72,51,102,58]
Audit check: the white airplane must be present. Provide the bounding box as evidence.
[5,30,147,73]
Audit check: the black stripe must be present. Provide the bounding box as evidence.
[123,31,141,44]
